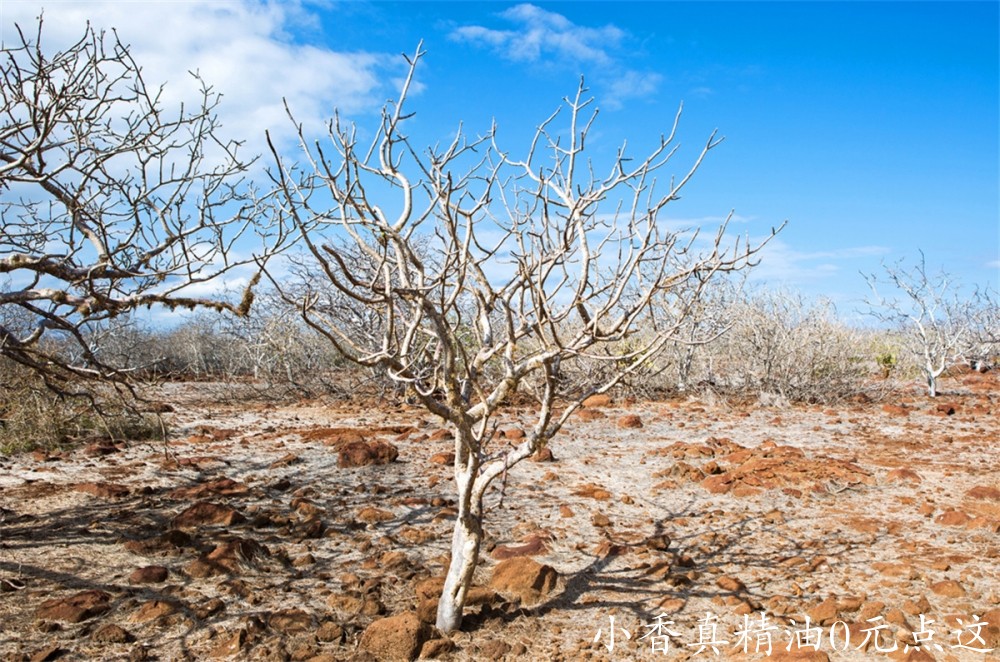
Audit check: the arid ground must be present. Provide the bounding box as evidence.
[1,371,998,661]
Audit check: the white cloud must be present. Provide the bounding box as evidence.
[745,239,891,290]
[452,4,623,66]
[1,1,398,158]
[987,259,1000,269]
[605,71,663,110]
[450,3,659,109]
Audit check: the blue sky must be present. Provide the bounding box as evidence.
[3,1,998,311]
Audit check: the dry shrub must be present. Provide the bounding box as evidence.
[0,358,162,455]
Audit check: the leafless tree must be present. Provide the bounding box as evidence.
[863,253,971,397]
[966,286,999,372]
[661,276,744,393]
[268,45,782,632]
[0,18,288,395]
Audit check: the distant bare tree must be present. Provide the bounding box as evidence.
[663,276,744,393]
[863,253,971,397]
[268,45,782,632]
[0,18,288,394]
[966,286,999,372]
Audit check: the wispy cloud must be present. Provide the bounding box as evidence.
[745,239,892,297]
[450,4,660,109]
[451,4,623,65]
[2,2,399,157]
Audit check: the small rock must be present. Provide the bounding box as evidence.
[293,553,315,567]
[886,469,922,484]
[929,580,965,598]
[316,621,343,643]
[901,595,932,616]
[859,601,886,620]
[582,394,612,408]
[357,507,394,524]
[643,533,671,551]
[428,429,453,442]
[716,576,745,593]
[981,608,1000,648]
[84,442,119,457]
[491,535,548,560]
[194,598,226,620]
[28,645,65,662]
[656,597,685,612]
[268,608,314,634]
[594,540,627,558]
[172,502,244,530]
[168,477,249,500]
[933,403,957,416]
[359,611,429,661]
[591,513,611,527]
[573,483,612,500]
[269,453,301,469]
[808,597,840,625]
[291,497,324,518]
[129,566,168,584]
[128,600,179,624]
[419,637,454,658]
[338,440,399,468]
[185,538,269,577]
[935,510,970,526]
[490,557,558,604]
[770,651,829,661]
[207,629,246,658]
[74,482,129,498]
[479,640,511,658]
[327,592,364,614]
[967,486,1000,501]
[35,590,111,623]
[429,452,454,465]
[531,447,555,462]
[92,624,134,644]
[123,529,193,556]
[617,414,643,429]
[700,473,735,495]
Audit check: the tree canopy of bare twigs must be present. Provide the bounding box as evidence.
[863,252,973,397]
[0,18,288,394]
[269,45,783,632]
[966,286,999,372]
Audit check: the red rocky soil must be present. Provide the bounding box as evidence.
[1,372,998,661]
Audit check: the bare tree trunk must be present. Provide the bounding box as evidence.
[436,449,484,633]
[436,506,483,632]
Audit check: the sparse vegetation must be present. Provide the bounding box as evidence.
[0,357,163,455]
